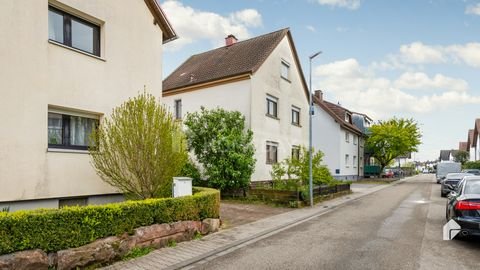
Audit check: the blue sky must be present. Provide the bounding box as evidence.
[160,0,480,161]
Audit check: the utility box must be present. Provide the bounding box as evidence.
[173,177,192,198]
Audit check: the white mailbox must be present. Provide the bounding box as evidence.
[173,177,193,198]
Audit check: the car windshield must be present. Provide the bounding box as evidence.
[464,180,480,195]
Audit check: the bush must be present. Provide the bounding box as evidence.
[90,91,187,199]
[184,107,256,192]
[0,187,219,255]
[464,161,480,169]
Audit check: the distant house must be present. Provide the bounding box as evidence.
[352,111,373,176]
[467,129,476,161]
[439,150,456,162]
[0,0,176,211]
[312,91,363,180]
[472,119,480,161]
[162,29,309,181]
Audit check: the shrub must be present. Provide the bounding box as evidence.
[464,161,480,169]
[184,107,256,192]
[0,187,219,255]
[90,91,188,199]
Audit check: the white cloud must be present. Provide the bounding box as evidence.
[447,43,480,68]
[161,1,262,51]
[335,26,348,32]
[399,42,445,64]
[394,72,468,92]
[374,42,480,70]
[466,3,480,15]
[314,0,361,10]
[314,58,479,119]
[306,25,317,32]
[230,9,263,27]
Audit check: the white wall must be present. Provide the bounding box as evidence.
[312,105,341,176]
[470,147,476,161]
[250,36,309,181]
[340,129,360,179]
[0,0,164,203]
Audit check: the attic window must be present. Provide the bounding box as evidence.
[281,60,290,81]
[345,112,352,123]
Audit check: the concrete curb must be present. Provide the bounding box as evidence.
[167,175,417,269]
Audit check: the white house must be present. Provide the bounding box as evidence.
[0,0,176,211]
[472,119,480,161]
[312,91,363,180]
[162,29,309,181]
[467,129,476,161]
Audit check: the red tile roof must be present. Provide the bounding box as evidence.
[162,28,307,94]
[459,142,468,151]
[313,98,362,135]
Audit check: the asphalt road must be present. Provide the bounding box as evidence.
[190,174,480,270]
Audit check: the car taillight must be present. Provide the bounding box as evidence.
[455,201,480,210]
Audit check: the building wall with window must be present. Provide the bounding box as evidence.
[312,105,341,176]
[250,36,309,180]
[0,0,167,210]
[339,129,360,179]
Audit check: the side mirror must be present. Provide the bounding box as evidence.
[448,191,457,198]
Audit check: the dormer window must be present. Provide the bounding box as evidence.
[281,60,290,81]
[345,112,352,123]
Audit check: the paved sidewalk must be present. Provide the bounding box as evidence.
[102,177,412,270]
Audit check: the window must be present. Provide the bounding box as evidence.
[266,95,278,118]
[291,106,300,126]
[281,60,290,80]
[345,154,350,167]
[345,131,350,143]
[48,112,99,150]
[291,145,300,160]
[353,135,357,145]
[174,99,182,120]
[345,112,351,123]
[353,156,357,168]
[48,6,100,56]
[266,141,278,164]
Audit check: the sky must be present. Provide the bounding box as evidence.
[159,0,480,162]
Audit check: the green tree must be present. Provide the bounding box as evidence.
[90,91,187,199]
[453,150,469,165]
[366,118,421,174]
[464,161,480,169]
[270,146,335,189]
[184,107,255,191]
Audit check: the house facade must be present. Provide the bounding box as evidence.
[472,119,480,162]
[162,29,309,181]
[312,91,363,180]
[352,112,372,178]
[0,0,176,211]
[467,129,476,161]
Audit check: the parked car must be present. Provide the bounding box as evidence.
[446,176,480,238]
[461,169,480,175]
[441,173,473,197]
[382,169,394,178]
[436,162,461,184]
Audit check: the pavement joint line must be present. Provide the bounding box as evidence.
[161,176,415,270]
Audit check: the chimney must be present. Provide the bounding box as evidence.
[314,90,323,101]
[225,34,238,46]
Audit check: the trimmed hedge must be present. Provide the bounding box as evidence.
[0,187,219,255]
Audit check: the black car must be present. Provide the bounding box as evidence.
[441,173,473,197]
[446,176,480,237]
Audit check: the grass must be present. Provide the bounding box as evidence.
[193,231,203,240]
[167,240,177,248]
[121,247,154,261]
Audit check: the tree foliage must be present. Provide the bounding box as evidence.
[184,107,256,191]
[90,92,187,199]
[464,161,480,169]
[453,150,469,165]
[366,118,421,173]
[270,146,335,189]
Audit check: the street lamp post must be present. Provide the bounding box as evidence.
[309,51,322,207]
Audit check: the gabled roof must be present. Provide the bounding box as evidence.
[162,28,308,97]
[459,142,468,151]
[313,97,362,135]
[144,0,177,43]
[467,129,474,148]
[439,150,452,161]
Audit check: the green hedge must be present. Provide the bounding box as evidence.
[0,187,219,255]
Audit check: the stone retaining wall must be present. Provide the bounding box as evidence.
[0,218,220,270]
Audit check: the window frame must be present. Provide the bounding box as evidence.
[266,95,279,119]
[48,111,99,151]
[291,106,300,126]
[353,155,357,168]
[48,5,101,57]
[266,141,279,164]
[345,131,350,143]
[345,154,350,168]
[281,60,290,81]
[291,145,300,160]
[174,99,182,120]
